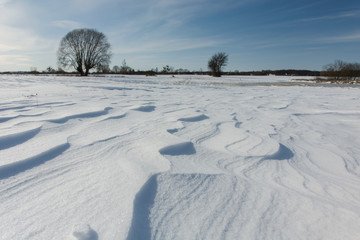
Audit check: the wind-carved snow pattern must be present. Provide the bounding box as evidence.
[0,126,41,150]
[129,110,295,238]
[0,143,70,179]
[128,173,252,240]
[1,75,360,240]
[47,107,112,123]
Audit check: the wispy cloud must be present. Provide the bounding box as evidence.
[296,10,360,23]
[113,37,222,54]
[0,24,56,52]
[109,0,247,55]
[0,1,29,26]
[248,30,360,51]
[1,0,358,71]
[66,0,118,12]
[0,54,31,69]
[318,32,360,43]
[0,0,11,5]
[51,20,83,30]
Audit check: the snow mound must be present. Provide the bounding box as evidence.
[263,143,294,160]
[178,114,209,122]
[128,173,248,239]
[72,224,98,240]
[159,142,196,156]
[132,105,156,112]
[127,174,158,240]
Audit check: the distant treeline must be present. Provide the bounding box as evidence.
[2,60,359,81]
[321,60,360,80]
[224,69,320,76]
[1,69,321,76]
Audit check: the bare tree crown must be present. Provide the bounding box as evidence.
[208,52,228,77]
[57,28,111,76]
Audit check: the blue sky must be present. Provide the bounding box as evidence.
[1,0,360,72]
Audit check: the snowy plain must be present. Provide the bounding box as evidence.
[0,74,359,240]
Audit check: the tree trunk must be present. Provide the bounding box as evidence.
[77,65,85,76]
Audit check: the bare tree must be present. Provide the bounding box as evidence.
[46,66,56,73]
[112,65,121,73]
[323,60,346,72]
[208,52,228,77]
[323,60,360,80]
[30,67,38,73]
[57,28,111,76]
[96,64,110,73]
[162,65,174,73]
[120,59,133,73]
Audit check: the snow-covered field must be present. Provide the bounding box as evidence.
[0,74,359,240]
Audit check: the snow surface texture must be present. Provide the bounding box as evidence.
[0,74,360,239]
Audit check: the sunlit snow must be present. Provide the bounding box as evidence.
[0,74,359,240]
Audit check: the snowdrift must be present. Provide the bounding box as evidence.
[0,74,359,240]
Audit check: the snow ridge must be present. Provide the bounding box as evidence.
[0,142,70,179]
[0,126,41,150]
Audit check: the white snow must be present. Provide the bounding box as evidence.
[0,74,359,240]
